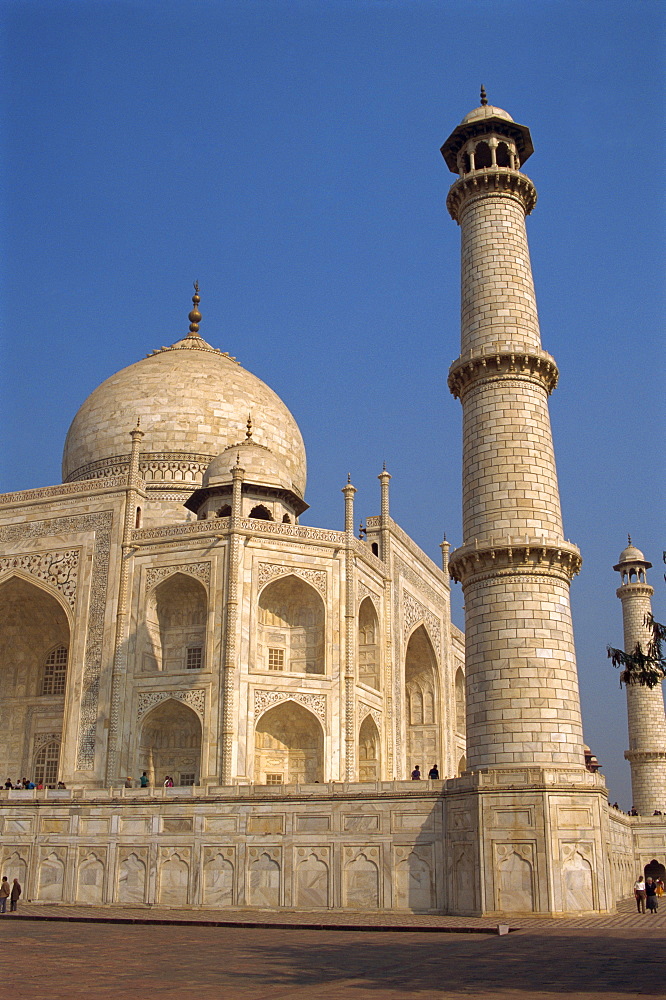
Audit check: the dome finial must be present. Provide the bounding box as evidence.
[188,281,202,337]
[627,533,632,545]
[246,413,253,440]
[480,85,488,106]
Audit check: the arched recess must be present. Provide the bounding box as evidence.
[358,714,380,782]
[496,141,511,167]
[458,754,467,776]
[117,853,146,904]
[159,852,189,906]
[144,573,207,672]
[249,504,273,521]
[455,667,465,734]
[474,140,492,169]
[204,852,234,906]
[3,852,28,897]
[254,700,324,784]
[138,699,202,786]
[34,739,62,787]
[296,851,329,908]
[77,852,105,904]
[358,598,380,690]
[258,575,324,675]
[497,850,535,912]
[38,853,65,902]
[645,859,666,882]
[405,625,439,777]
[0,574,70,781]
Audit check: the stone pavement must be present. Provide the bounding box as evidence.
[0,898,663,999]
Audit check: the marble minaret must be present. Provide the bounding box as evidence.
[614,540,666,815]
[441,91,611,914]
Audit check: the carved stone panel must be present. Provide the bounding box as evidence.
[137,689,205,721]
[247,847,281,908]
[403,592,441,662]
[258,562,327,598]
[295,848,330,908]
[343,847,380,908]
[254,690,326,725]
[158,849,191,906]
[117,850,148,904]
[393,846,434,911]
[203,848,235,906]
[77,850,106,904]
[561,843,594,910]
[495,843,536,913]
[0,549,79,609]
[145,562,210,592]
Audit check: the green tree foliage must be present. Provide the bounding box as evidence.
[608,614,666,688]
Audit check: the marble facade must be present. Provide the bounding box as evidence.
[1,98,664,915]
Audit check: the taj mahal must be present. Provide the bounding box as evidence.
[0,94,664,916]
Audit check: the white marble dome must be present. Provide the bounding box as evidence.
[62,334,307,498]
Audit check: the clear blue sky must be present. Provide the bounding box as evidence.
[2,0,664,807]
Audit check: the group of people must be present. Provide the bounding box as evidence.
[0,876,21,913]
[3,778,66,790]
[634,876,664,913]
[410,765,439,780]
[608,803,663,817]
[124,773,175,788]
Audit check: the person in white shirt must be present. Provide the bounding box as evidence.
[634,876,646,913]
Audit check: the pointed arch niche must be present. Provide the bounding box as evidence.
[138,699,202,786]
[0,575,69,781]
[144,573,207,673]
[358,714,380,781]
[358,597,380,690]
[405,625,439,777]
[258,575,324,675]
[254,701,324,784]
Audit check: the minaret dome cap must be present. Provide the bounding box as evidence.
[613,537,652,573]
[617,541,650,565]
[461,104,514,125]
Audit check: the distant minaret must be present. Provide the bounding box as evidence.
[614,540,666,814]
[442,90,586,771]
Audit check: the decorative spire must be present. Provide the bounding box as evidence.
[188,281,202,337]
[628,533,632,546]
[246,413,253,440]
[480,85,488,106]
[347,472,351,484]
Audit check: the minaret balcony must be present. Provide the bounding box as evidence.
[448,346,558,399]
[449,536,582,586]
[447,167,537,221]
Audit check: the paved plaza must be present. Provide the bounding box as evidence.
[0,898,663,999]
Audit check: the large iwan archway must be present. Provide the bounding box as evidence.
[0,575,70,782]
[258,575,324,674]
[144,573,207,672]
[254,701,324,784]
[139,699,202,786]
[405,625,439,777]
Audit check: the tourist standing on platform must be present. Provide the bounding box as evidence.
[9,879,21,912]
[0,877,9,913]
